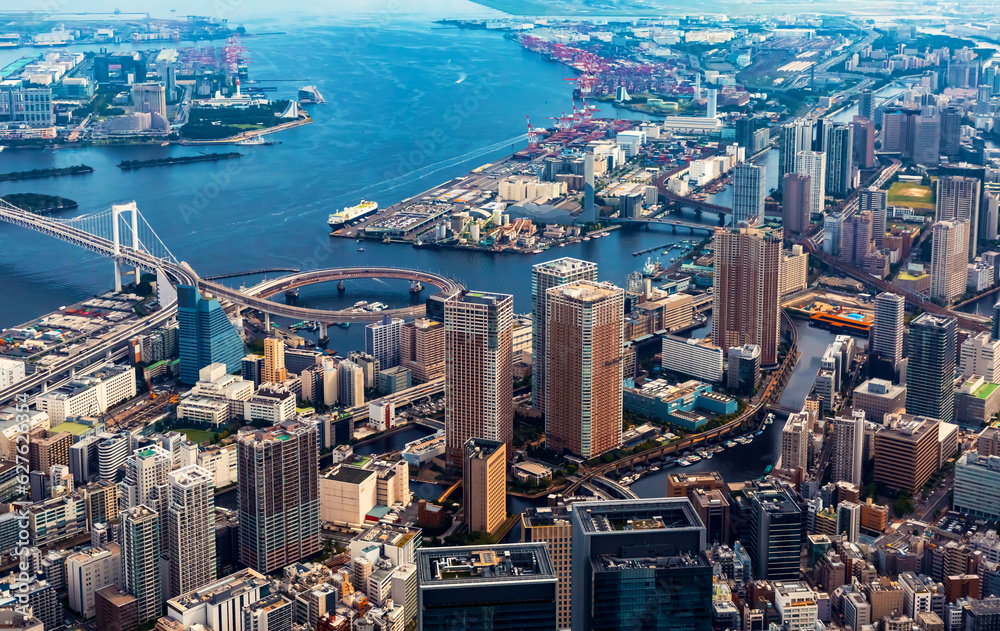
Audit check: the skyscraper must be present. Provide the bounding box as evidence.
[337,358,364,407]
[941,106,962,161]
[571,499,712,631]
[121,506,161,623]
[733,162,767,225]
[463,438,506,534]
[851,116,876,169]
[930,219,969,304]
[400,318,445,382]
[782,173,812,236]
[735,482,802,580]
[860,189,888,249]
[832,408,866,486]
[177,285,244,384]
[119,445,170,534]
[993,301,1000,342]
[531,258,598,413]
[858,88,874,120]
[166,465,216,598]
[881,109,911,156]
[872,292,905,371]
[936,176,982,260]
[905,314,956,423]
[796,151,827,216]
[444,291,514,467]
[130,82,166,118]
[825,123,855,197]
[262,337,286,384]
[707,88,717,119]
[417,543,558,630]
[912,113,941,166]
[365,316,404,370]
[780,413,809,471]
[840,211,873,266]
[237,420,320,574]
[778,120,812,192]
[712,224,782,366]
[584,152,596,223]
[545,280,624,459]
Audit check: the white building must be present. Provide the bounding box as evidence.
[773,581,819,631]
[0,359,25,389]
[197,447,237,489]
[930,219,970,304]
[165,568,269,631]
[795,151,827,216]
[661,335,724,383]
[368,399,396,432]
[35,364,136,424]
[960,331,1000,383]
[968,260,994,292]
[177,363,253,427]
[366,317,404,371]
[780,245,809,296]
[319,465,377,530]
[166,465,217,599]
[66,543,121,618]
[615,130,645,157]
[243,384,296,424]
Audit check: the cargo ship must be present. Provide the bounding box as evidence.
[298,85,325,104]
[328,200,378,229]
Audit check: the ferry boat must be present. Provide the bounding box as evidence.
[329,200,379,229]
[298,85,325,104]
[235,134,270,146]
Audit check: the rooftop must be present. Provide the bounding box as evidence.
[416,543,554,586]
[533,257,597,276]
[49,421,92,436]
[168,568,268,612]
[595,550,709,573]
[323,465,376,485]
[576,498,702,534]
[548,280,622,303]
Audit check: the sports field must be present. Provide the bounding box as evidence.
[887,182,935,210]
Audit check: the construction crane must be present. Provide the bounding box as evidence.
[143,367,155,400]
[526,115,542,149]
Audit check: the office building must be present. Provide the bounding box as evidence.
[262,337,287,384]
[166,465,216,598]
[417,544,557,630]
[905,314,956,423]
[27,430,70,473]
[120,506,161,623]
[796,151,827,216]
[365,316,404,370]
[941,106,962,161]
[545,281,624,458]
[733,162,767,224]
[858,89,874,120]
[872,292,905,371]
[960,331,1000,382]
[778,120,813,192]
[66,543,122,619]
[852,379,906,421]
[463,438,506,535]
[657,334,724,383]
[0,358,25,389]
[130,82,166,117]
[571,499,711,631]
[874,413,942,493]
[240,354,264,389]
[937,176,982,260]
[336,359,364,408]
[994,301,1000,342]
[712,223,782,366]
[954,452,1000,521]
[773,581,820,631]
[531,258,598,413]
[824,123,854,197]
[521,504,574,630]
[781,245,809,297]
[930,220,970,304]
[400,318,445,382]
[177,285,244,384]
[735,482,802,580]
[833,409,866,486]
[120,444,171,527]
[782,173,812,236]
[164,568,269,631]
[377,365,411,394]
[852,116,876,169]
[237,421,320,573]
[913,113,941,166]
[35,364,136,424]
[444,291,514,467]
[0,83,53,126]
[95,585,138,631]
[861,189,888,249]
[728,344,761,396]
[319,464,377,529]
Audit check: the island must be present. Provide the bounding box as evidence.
[117,153,243,170]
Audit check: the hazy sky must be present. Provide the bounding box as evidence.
[0,0,504,24]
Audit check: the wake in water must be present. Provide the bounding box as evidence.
[293,133,529,218]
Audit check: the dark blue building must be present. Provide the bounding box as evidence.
[177,285,245,384]
[571,499,712,631]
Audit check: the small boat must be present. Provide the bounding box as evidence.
[677,458,692,467]
[338,322,350,329]
[725,441,737,448]
[358,247,365,252]
[235,134,270,146]
[755,430,764,436]
[649,466,660,472]
[688,455,702,463]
